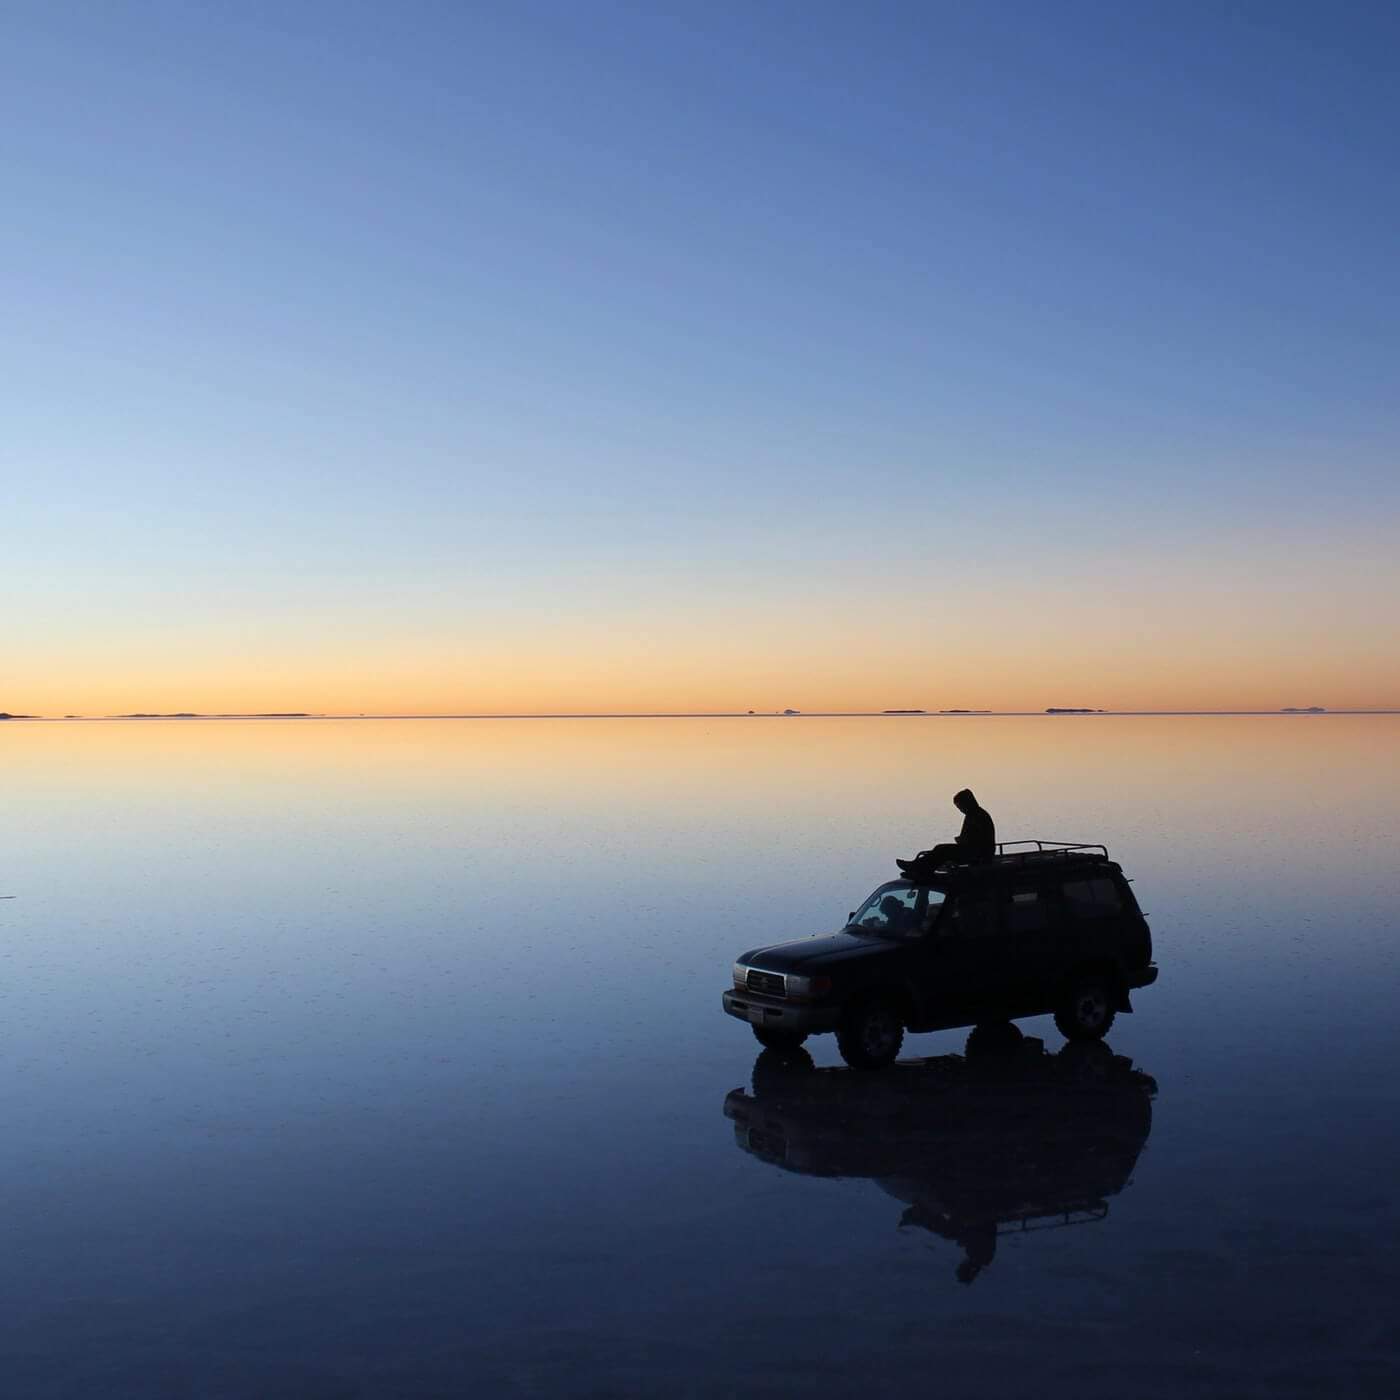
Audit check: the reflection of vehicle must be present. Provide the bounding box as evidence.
[723,1032,1156,1283]
[722,841,1159,1067]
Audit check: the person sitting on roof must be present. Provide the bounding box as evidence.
[896,789,995,876]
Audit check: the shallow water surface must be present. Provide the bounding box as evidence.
[1,716,1398,1397]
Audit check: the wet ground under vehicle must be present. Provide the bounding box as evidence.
[723,841,1159,1068]
[723,1028,1157,1283]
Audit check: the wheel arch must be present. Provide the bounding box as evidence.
[851,979,917,1026]
[1060,957,1125,1001]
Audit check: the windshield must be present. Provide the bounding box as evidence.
[849,881,945,939]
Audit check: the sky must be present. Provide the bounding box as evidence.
[3,0,1398,715]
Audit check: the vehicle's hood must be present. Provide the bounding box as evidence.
[738,930,894,970]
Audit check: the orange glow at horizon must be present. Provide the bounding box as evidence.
[10,540,1400,717]
[10,646,1399,718]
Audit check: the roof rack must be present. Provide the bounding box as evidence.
[994,840,1108,862]
[899,839,1112,884]
[995,1202,1109,1236]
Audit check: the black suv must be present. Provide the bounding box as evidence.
[722,842,1158,1068]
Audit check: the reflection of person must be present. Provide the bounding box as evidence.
[900,1205,998,1284]
[897,790,995,876]
[954,1218,997,1285]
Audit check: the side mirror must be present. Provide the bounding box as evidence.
[847,911,856,924]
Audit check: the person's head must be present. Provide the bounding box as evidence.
[953,788,978,813]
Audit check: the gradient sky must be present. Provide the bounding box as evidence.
[4,0,1398,714]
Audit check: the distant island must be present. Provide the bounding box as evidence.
[882,709,926,714]
[939,708,991,714]
[781,708,801,716]
[0,712,37,720]
[114,712,313,719]
[1281,707,1326,713]
[1045,708,1103,714]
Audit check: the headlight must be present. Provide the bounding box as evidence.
[732,962,748,990]
[785,974,832,1001]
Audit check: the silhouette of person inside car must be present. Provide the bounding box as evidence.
[897,788,995,877]
[878,893,914,935]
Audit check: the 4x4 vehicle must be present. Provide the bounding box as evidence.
[722,841,1159,1068]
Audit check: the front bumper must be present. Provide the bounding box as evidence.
[722,988,843,1034]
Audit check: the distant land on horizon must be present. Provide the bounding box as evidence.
[117,711,315,722]
[112,712,315,720]
[4,712,319,719]
[7,707,1398,722]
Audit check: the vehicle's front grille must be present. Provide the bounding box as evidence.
[746,969,786,998]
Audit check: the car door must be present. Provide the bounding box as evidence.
[915,889,1003,1028]
[994,879,1060,1015]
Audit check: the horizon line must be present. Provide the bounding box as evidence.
[6,708,1400,722]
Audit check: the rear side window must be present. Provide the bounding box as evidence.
[1005,888,1049,934]
[1063,877,1124,918]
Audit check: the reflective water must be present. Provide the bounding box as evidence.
[1,716,1398,1396]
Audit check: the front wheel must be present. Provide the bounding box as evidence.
[1055,975,1117,1042]
[752,1026,808,1051]
[836,997,905,1069]
[752,1046,815,1096]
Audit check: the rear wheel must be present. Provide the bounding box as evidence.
[836,997,905,1069]
[1055,975,1117,1042]
[752,1026,808,1051]
[1057,1039,1114,1081]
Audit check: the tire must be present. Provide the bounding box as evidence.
[836,996,905,1070]
[752,1026,808,1052]
[1055,974,1117,1042]
[966,1020,1025,1058]
[1057,1039,1114,1081]
[752,1046,815,1096]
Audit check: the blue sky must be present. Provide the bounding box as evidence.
[3,1,1398,711]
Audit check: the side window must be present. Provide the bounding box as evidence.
[945,895,997,938]
[853,884,947,938]
[857,885,922,933]
[1063,878,1124,918]
[1005,888,1049,934]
